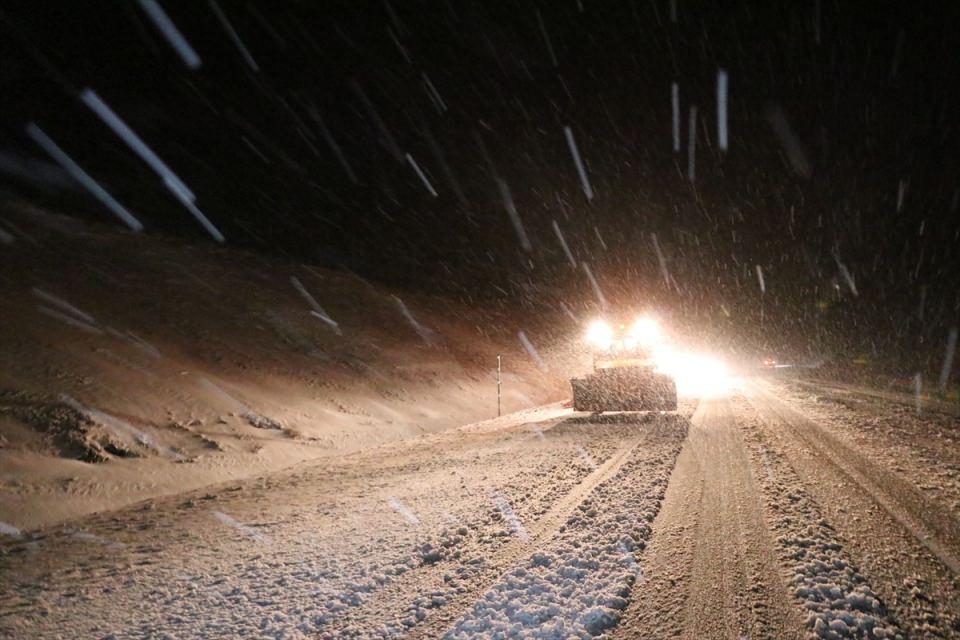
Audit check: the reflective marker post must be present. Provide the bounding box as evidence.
[497,354,502,417]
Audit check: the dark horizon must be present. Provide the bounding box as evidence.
[1,0,959,368]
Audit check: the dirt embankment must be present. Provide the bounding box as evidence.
[0,204,572,529]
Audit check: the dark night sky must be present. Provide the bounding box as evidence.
[2,1,960,366]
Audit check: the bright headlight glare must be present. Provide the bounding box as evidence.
[628,316,660,346]
[585,320,613,348]
[652,345,732,397]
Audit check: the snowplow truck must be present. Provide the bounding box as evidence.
[571,318,677,412]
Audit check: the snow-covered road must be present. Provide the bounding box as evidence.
[3,375,960,638]
[614,396,806,639]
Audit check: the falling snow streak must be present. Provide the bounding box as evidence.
[913,372,923,414]
[497,178,531,252]
[197,377,247,413]
[593,226,607,251]
[291,276,341,334]
[575,444,597,469]
[32,287,97,325]
[671,82,680,152]
[474,129,497,176]
[392,295,435,343]
[307,106,358,185]
[0,151,74,190]
[755,265,766,293]
[552,219,577,268]
[387,26,411,64]
[351,80,403,162]
[212,511,269,542]
[536,10,558,67]
[669,0,678,22]
[80,89,194,201]
[163,174,226,242]
[421,72,447,113]
[582,262,607,309]
[838,264,858,296]
[716,69,728,151]
[383,0,407,36]
[106,328,161,359]
[70,530,125,549]
[246,3,286,50]
[939,328,957,391]
[423,127,468,208]
[490,490,528,539]
[406,152,438,197]
[650,233,670,286]
[518,330,547,371]
[136,0,201,69]
[308,311,340,333]
[0,219,33,245]
[767,106,811,178]
[564,126,594,200]
[687,105,698,181]
[26,123,143,232]
[206,0,259,72]
[37,306,103,334]
[388,497,420,525]
[59,394,176,458]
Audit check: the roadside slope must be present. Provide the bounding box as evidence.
[0,204,569,529]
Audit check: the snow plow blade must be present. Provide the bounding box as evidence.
[570,367,677,412]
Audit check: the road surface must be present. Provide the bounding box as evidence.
[3,374,959,638]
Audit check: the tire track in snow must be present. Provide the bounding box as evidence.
[733,396,902,638]
[402,421,659,639]
[746,380,960,635]
[792,378,960,418]
[614,397,806,639]
[748,380,960,574]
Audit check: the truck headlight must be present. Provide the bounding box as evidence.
[628,316,660,346]
[584,319,613,349]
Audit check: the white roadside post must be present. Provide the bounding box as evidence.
[497,354,502,417]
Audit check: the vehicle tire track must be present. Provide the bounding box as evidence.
[400,422,659,639]
[792,377,960,417]
[614,397,806,639]
[748,380,960,573]
[746,379,960,635]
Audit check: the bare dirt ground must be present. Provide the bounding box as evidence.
[3,369,960,639]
